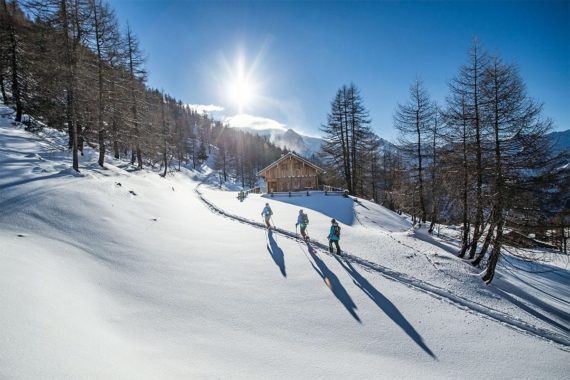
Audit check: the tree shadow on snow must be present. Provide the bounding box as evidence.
[306,249,361,322]
[491,271,570,335]
[267,230,286,277]
[334,256,437,359]
[412,228,459,257]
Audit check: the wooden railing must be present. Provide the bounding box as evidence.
[237,186,261,200]
[266,186,349,198]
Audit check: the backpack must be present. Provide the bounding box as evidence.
[302,213,309,225]
[333,225,341,238]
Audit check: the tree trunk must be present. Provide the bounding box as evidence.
[5,0,22,122]
[94,1,105,167]
[469,46,484,259]
[98,129,106,167]
[483,63,505,284]
[458,112,469,257]
[60,0,79,171]
[136,144,142,169]
[113,138,120,159]
[483,219,503,283]
[472,213,496,266]
[416,109,426,222]
[0,69,7,103]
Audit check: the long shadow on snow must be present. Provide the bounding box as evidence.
[491,271,570,335]
[492,286,570,336]
[305,244,361,322]
[0,170,74,191]
[334,255,437,359]
[412,228,459,256]
[267,230,286,277]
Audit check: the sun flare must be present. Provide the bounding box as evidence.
[220,51,264,113]
[229,77,254,113]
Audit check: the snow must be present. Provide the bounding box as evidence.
[1,105,569,378]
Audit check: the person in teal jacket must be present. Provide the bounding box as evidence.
[261,203,273,229]
[328,218,341,255]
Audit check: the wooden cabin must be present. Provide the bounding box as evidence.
[257,152,324,193]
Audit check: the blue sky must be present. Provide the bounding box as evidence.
[110,0,570,141]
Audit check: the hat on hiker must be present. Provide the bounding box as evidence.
[331,218,336,223]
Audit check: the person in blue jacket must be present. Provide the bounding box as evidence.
[328,218,341,254]
[261,203,273,229]
[296,209,309,240]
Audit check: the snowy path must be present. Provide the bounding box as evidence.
[196,185,570,350]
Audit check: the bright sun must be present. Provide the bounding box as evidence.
[223,52,261,113]
[229,77,254,113]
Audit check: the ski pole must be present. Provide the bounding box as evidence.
[271,216,276,229]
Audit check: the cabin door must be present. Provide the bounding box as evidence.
[268,181,276,193]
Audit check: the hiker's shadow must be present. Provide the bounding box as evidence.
[267,230,286,277]
[335,256,437,359]
[307,246,361,322]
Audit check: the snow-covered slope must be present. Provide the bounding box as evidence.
[1,107,569,379]
[549,129,570,155]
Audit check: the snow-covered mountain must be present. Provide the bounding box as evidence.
[232,126,324,156]
[270,128,324,156]
[233,126,399,158]
[1,106,569,378]
[549,129,570,155]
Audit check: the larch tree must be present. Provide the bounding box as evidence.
[394,78,435,223]
[479,57,553,283]
[444,92,472,253]
[124,23,146,169]
[321,83,372,196]
[86,0,120,167]
[450,39,490,258]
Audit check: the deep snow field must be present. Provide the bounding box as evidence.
[1,106,569,379]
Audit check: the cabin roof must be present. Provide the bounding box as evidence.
[257,152,324,176]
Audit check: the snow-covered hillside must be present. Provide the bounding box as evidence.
[1,107,569,379]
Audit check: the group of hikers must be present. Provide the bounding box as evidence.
[261,202,342,255]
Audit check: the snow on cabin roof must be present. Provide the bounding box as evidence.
[257,152,324,176]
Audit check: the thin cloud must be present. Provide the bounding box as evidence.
[187,104,225,113]
[224,114,287,131]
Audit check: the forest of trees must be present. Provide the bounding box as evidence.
[320,42,568,283]
[0,0,285,182]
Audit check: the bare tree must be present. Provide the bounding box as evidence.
[479,57,553,283]
[394,78,435,223]
[321,83,372,196]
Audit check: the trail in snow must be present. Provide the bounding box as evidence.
[195,185,570,351]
